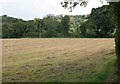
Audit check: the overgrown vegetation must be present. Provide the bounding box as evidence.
[111,2,120,82]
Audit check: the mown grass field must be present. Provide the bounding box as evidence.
[2,38,117,82]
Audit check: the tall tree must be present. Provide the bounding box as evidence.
[110,2,120,82]
[12,21,26,38]
[61,15,70,37]
[34,18,42,38]
[23,20,37,38]
[42,14,59,38]
[87,6,115,38]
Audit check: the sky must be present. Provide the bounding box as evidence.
[0,0,107,20]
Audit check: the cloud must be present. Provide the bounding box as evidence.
[0,0,105,20]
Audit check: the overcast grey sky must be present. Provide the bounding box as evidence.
[0,0,107,20]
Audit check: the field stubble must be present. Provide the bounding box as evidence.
[2,38,117,82]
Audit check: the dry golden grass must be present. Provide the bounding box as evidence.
[2,38,116,82]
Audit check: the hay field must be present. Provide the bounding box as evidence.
[2,38,116,82]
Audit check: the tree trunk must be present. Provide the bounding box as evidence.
[115,26,120,82]
[113,2,120,82]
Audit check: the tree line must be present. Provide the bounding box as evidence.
[1,5,116,38]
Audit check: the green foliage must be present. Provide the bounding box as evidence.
[82,5,115,38]
[69,15,88,37]
[110,2,120,82]
[80,23,86,37]
[34,18,42,38]
[42,15,60,37]
[112,2,120,58]
[12,21,27,38]
[61,15,70,37]
[89,56,116,82]
[1,5,116,38]
[22,20,37,38]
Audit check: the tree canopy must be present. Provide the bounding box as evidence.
[2,5,116,38]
